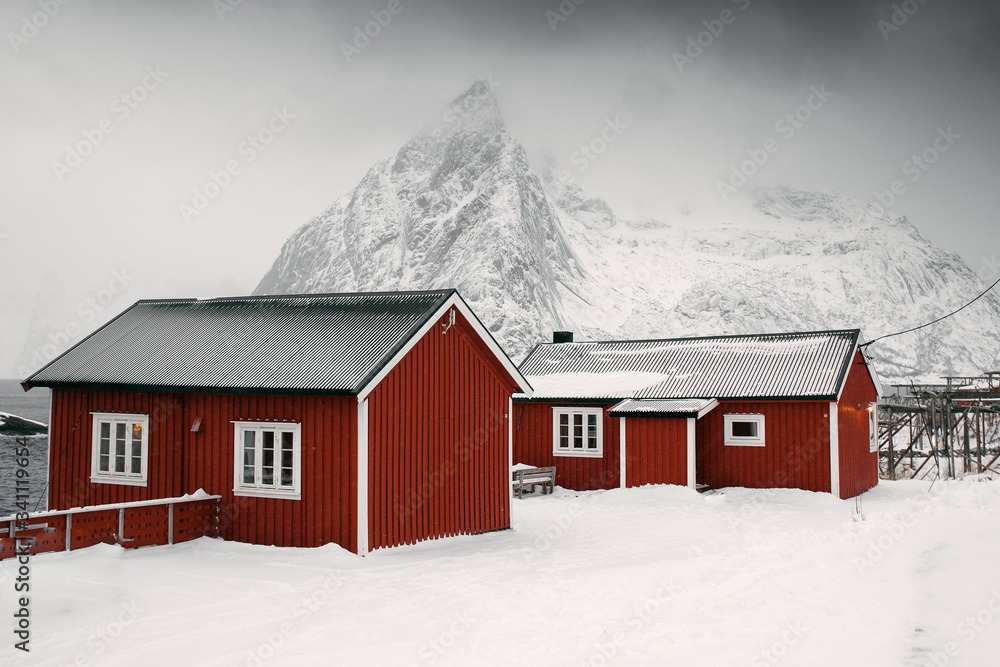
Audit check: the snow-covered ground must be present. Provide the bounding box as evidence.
[3,479,1000,666]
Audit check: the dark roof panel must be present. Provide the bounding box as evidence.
[519,330,861,401]
[24,291,455,393]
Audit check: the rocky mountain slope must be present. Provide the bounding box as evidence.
[256,81,1000,384]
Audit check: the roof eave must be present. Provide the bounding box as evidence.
[28,381,358,397]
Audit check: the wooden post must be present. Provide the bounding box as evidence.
[65,513,72,552]
[964,413,971,476]
[977,408,984,473]
[168,502,174,545]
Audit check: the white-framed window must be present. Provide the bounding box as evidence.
[91,412,149,486]
[233,422,302,500]
[552,407,603,457]
[869,402,878,453]
[723,413,766,447]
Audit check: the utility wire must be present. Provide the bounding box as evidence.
[861,275,1000,348]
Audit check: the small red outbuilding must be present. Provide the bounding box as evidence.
[512,329,881,499]
[22,290,531,554]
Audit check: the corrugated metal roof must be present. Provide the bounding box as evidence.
[608,398,718,418]
[24,291,457,394]
[519,330,861,401]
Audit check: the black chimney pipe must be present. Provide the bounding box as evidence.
[552,331,573,344]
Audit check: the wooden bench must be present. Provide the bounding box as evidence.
[512,466,556,499]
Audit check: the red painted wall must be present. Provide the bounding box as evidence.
[696,401,832,493]
[366,308,518,550]
[624,417,688,488]
[48,388,357,552]
[512,402,620,490]
[837,351,880,499]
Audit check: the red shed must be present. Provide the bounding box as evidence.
[513,330,881,499]
[22,290,531,554]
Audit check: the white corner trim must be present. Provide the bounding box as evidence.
[357,398,369,556]
[357,293,532,401]
[619,417,626,489]
[686,417,696,489]
[829,401,840,498]
[46,389,53,509]
[508,397,514,514]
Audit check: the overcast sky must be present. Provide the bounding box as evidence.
[2,0,999,374]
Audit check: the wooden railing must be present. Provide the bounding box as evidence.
[0,494,221,560]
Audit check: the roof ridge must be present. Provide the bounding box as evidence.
[530,328,861,348]
[133,289,457,306]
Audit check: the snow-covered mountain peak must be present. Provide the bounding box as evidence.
[256,84,1000,382]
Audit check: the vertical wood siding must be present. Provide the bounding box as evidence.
[366,308,518,550]
[511,402,620,490]
[837,351,879,499]
[624,418,688,487]
[47,388,356,551]
[695,401,831,493]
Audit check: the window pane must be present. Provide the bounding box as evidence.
[587,414,598,449]
[559,414,569,448]
[115,422,126,472]
[130,423,143,474]
[573,414,583,448]
[732,421,757,438]
[262,431,275,486]
[99,422,110,472]
[242,430,256,484]
[280,431,294,487]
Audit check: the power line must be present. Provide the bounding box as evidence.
[861,275,1000,349]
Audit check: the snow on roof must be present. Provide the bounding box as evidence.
[608,399,719,418]
[519,330,862,401]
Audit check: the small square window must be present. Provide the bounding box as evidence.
[552,408,603,457]
[91,413,149,486]
[723,414,765,447]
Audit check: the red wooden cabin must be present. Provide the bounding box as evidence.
[512,330,881,499]
[22,290,531,554]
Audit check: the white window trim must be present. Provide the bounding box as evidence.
[723,413,766,447]
[233,421,302,500]
[552,407,604,458]
[869,402,878,453]
[91,412,149,487]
